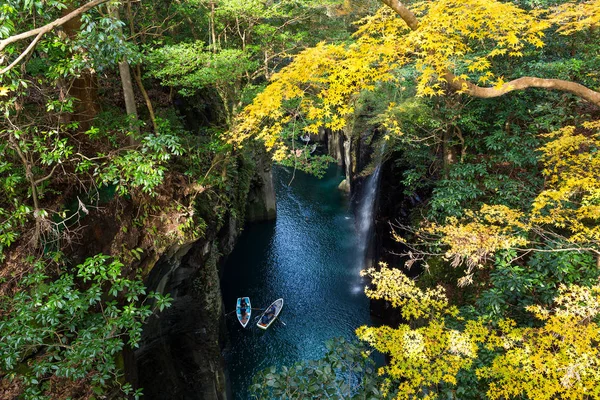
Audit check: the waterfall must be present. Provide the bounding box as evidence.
[357,164,382,266]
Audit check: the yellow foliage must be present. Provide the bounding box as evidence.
[549,0,600,35]
[356,0,547,97]
[361,262,455,320]
[425,205,529,272]
[480,284,600,400]
[229,0,599,173]
[357,319,486,400]
[359,261,600,399]
[229,0,563,161]
[424,121,600,275]
[229,40,396,152]
[357,265,484,399]
[531,122,600,243]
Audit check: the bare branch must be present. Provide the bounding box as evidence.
[0,0,110,53]
[0,31,44,75]
[381,0,600,107]
[443,73,600,107]
[34,164,59,186]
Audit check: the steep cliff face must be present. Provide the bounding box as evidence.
[322,117,379,196]
[245,150,277,223]
[327,130,345,168]
[55,145,264,399]
[134,234,230,400]
[129,151,276,399]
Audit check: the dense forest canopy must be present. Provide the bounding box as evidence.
[1,0,600,398]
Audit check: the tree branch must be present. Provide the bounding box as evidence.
[380,0,419,30]
[0,0,110,53]
[381,0,600,107]
[0,31,44,75]
[443,73,600,107]
[34,164,59,186]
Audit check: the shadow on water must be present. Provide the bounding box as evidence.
[221,165,372,399]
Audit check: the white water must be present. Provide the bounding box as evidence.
[356,163,382,270]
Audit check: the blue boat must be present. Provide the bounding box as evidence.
[236,297,251,328]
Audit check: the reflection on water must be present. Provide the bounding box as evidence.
[221,165,372,399]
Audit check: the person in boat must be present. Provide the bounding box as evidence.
[240,298,247,309]
[266,305,276,317]
[261,305,276,324]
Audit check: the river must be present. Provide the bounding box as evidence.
[221,165,373,399]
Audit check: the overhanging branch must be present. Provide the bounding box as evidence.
[0,0,110,69]
[0,31,43,75]
[381,0,600,107]
[443,73,600,106]
[380,0,419,30]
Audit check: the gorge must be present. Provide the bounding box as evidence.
[2,1,600,399]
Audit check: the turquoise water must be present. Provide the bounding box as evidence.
[221,165,372,399]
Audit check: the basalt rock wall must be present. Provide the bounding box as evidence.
[134,229,232,400]
[245,148,277,223]
[318,122,378,196]
[128,148,276,400]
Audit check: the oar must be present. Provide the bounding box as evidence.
[278,319,287,326]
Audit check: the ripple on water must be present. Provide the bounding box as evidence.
[221,165,372,399]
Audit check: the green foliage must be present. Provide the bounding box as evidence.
[147,43,257,97]
[278,152,336,179]
[476,249,599,322]
[0,0,371,398]
[250,337,383,399]
[0,254,171,399]
[426,95,545,220]
[88,120,183,196]
[79,12,141,69]
[0,203,31,261]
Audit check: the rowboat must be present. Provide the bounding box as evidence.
[236,297,251,328]
[257,298,284,330]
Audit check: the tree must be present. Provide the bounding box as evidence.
[233,2,600,398]
[147,42,258,128]
[144,0,362,130]
[395,119,600,285]
[0,0,110,74]
[0,0,186,259]
[231,0,600,161]
[108,4,140,139]
[0,254,171,399]
[357,264,600,399]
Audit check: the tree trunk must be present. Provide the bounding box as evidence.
[210,1,217,51]
[125,2,158,134]
[442,129,456,179]
[63,5,100,131]
[118,58,140,139]
[109,5,139,142]
[134,64,159,134]
[9,135,42,247]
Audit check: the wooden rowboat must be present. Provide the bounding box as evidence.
[257,298,284,330]
[236,297,251,328]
